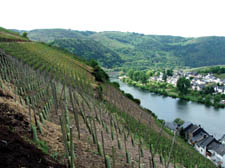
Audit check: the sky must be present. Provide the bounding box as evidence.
[1,0,225,37]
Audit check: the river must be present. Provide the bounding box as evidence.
[111,78,225,139]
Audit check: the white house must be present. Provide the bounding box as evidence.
[214,146,225,168]
[195,136,215,156]
[208,142,225,168]
[214,86,225,94]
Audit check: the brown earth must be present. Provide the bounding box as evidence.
[0,80,177,168]
[0,125,65,168]
[0,92,65,168]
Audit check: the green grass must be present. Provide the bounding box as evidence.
[0,42,94,85]
[0,27,28,41]
[106,101,216,168]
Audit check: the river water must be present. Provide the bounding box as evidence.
[111,78,225,139]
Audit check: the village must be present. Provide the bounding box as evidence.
[150,70,225,95]
[166,121,225,168]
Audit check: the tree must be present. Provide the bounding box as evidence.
[177,77,191,95]
[202,86,214,94]
[163,73,167,82]
[22,32,28,38]
[174,118,184,126]
[139,71,148,84]
[205,95,211,105]
[127,69,135,79]
[167,69,173,76]
[88,60,109,82]
[146,70,154,77]
[133,71,140,81]
[214,95,221,105]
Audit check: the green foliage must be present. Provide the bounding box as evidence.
[31,124,38,142]
[105,155,111,168]
[36,139,49,154]
[162,72,167,82]
[127,70,148,83]
[0,27,28,41]
[0,42,94,88]
[88,60,109,82]
[97,142,104,156]
[25,29,225,70]
[105,102,216,168]
[177,77,191,95]
[28,29,95,42]
[22,32,28,38]
[214,95,221,104]
[173,118,184,126]
[111,82,120,89]
[205,95,212,105]
[195,66,225,80]
[166,69,173,76]
[50,38,124,68]
[202,86,215,94]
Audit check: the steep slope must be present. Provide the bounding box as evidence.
[0,27,216,168]
[0,82,65,168]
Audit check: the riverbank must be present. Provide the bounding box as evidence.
[122,77,225,108]
[112,78,225,139]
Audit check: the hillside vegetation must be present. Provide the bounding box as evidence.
[24,29,225,70]
[0,27,29,41]
[0,27,216,168]
[50,38,124,68]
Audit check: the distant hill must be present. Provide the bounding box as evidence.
[50,38,124,68]
[27,29,94,42]
[21,29,225,70]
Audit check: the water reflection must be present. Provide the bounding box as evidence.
[177,99,188,106]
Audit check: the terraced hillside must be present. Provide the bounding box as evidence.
[0,27,216,168]
[0,27,29,42]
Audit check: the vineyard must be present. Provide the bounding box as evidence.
[0,28,217,168]
[0,27,29,42]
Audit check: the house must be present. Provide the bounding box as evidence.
[196,84,205,91]
[214,86,225,94]
[195,135,217,156]
[165,122,177,133]
[214,144,225,168]
[180,122,199,142]
[207,141,220,159]
[180,122,192,131]
[208,142,225,168]
[220,134,225,145]
[190,127,209,145]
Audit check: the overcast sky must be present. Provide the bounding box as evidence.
[1,0,225,37]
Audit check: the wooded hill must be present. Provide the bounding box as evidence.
[1,27,216,168]
[15,29,225,70]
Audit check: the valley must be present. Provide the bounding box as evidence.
[0,27,222,168]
